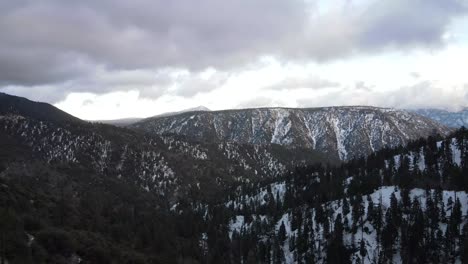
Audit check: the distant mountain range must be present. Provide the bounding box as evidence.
[93,103,468,133]
[94,106,211,126]
[412,108,468,128]
[93,117,143,126]
[130,106,450,160]
[155,105,211,118]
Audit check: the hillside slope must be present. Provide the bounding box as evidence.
[216,129,468,263]
[0,92,82,124]
[0,93,329,263]
[0,93,331,201]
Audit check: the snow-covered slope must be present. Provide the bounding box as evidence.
[0,114,333,202]
[132,106,451,160]
[218,129,468,264]
[0,115,289,198]
[228,186,467,264]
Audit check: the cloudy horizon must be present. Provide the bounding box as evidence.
[1,0,468,120]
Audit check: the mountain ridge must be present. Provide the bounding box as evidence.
[131,106,451,160]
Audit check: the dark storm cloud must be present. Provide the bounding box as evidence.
[0,0,466,101]
[0,0,306,86]
[0,47,93,86]
[285,0,468,61]
[358,0,467,50]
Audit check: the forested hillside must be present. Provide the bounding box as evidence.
[207,129,468,263]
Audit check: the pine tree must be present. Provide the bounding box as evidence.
[352,195,364,232]
[298,217,310,256]
[343,197,350,217]
[446,197,463,260]
[401,188,411,211]
[273,238,284,264]
[359,238,367,262]
[326,214,350,264]
[389,192,401,227]
[407,198,426,263]
[381,209,396,261]
[289,234,296,252]
[278,221,287,243]
[367,195,374,223]
[461,224,468,264]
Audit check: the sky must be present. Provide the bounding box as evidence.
[1,0,468,120]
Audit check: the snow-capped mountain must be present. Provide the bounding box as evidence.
[412,108,468,128]
[131,106,451,160]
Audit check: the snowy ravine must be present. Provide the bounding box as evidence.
[228,186,468,264]
[131,106,450,161]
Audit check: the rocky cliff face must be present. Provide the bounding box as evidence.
[131,106,450,160]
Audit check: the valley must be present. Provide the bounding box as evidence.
[0,93,466,263]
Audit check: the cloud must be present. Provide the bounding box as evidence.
[236,96,288,109]
[358,0,467,50]
[138,68,230,99]
[0,0,466,101]
[0,67,230,103]
[0,85,68,103]
[284,0,468,61]
[410,72,421,79]
[0,0,306,87]
[375,81,468,111]
[82,99,94,106]
[266,76,340,91]
[354,81,374,92]
[297,81,468,111]
[171,70,230,98]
